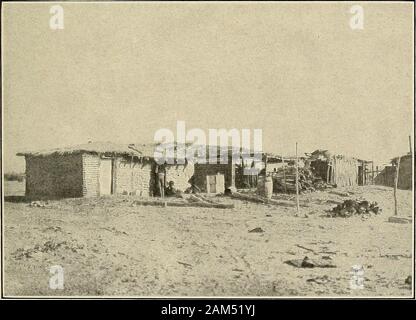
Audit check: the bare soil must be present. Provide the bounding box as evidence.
[2,182,413,297]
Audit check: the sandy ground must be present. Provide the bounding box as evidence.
[2,181,414,297]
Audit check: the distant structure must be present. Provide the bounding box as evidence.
[374,153,413,190]
[308,150,372,187]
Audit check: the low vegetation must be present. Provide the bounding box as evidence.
[4,172,25,182]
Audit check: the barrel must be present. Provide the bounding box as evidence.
[263,176,273,199]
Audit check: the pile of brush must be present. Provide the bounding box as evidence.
[272,167,332,194]
[328,199,381,218]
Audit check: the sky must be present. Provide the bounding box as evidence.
[2,2,414,173]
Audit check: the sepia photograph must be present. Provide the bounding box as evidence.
[1,1,414,301]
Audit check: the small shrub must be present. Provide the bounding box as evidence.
[4,172,25,182]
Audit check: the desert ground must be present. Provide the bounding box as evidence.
[2,181,413,297]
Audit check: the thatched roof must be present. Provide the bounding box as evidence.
[309,149,333,161]
[17,142,143,157]
[265,153,307,162]
[17,141,263,161]
[309,149,369,163]
[391,153,412,165]
[132,143,262,162]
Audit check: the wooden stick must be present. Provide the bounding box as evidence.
[168,201,234,209]
[132,199,234,209]
[394,156,401,216]
[230,191,307,207]
[326,165,330,184]
[371,161,374,185]
[191,193,217,204]
[230,192,267,204]
[282,156,287,194]
[295,142,300,215]
[188,194,210,204]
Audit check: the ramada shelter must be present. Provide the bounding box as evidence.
[308,150,372,187]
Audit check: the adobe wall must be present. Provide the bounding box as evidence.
[25,154,83,199]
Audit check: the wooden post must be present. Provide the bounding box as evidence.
[409,135,412,154]
[364,164,367,185]
[363,162,366,185]
[326,165,330,184]
[371,161,374,185]
[230,162,236,189]
[263,153,268,174]
[130,155,134,194]
[282,156,287,194]
[295,142,300,215]
[394,157,401,216]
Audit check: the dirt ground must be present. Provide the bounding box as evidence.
[2,181,414,297]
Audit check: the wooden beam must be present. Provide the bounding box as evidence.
[230,191,307,207]
[295,142,300,215]
[282,156,287,194]
[371,161,374,185]
[394,157,401,216]
[132,198,234,209]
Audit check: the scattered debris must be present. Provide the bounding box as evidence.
[296,244,316,253]
[29,201,49,208]
[321,256,332,260]
[132,198,234,209]
[177,261,192,268]
[101,227,128,236]
[168,201,234,209]
[231,192,267,204]
[319,251,338,255]
[12,240,83,260]
[328,199,381,217]
[285,256,336,268]
[326,200,342,205]
[306,275,330,284]
[380,253,411,260]
[249,227,264,233]
[329,190,353,197]
[231,191,308,207]
[388,216,412,224]
[272,167,333,194]
[42,226,62,233]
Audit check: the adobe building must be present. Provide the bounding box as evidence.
[17,142,194,199]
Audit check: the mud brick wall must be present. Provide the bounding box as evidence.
[194,163,232,192]
[165,163,195,192]
[398,156,412,190]
[375,166,395,187]
[25,154,83,199]
[113,158,153,196]
[82,154,100,197]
